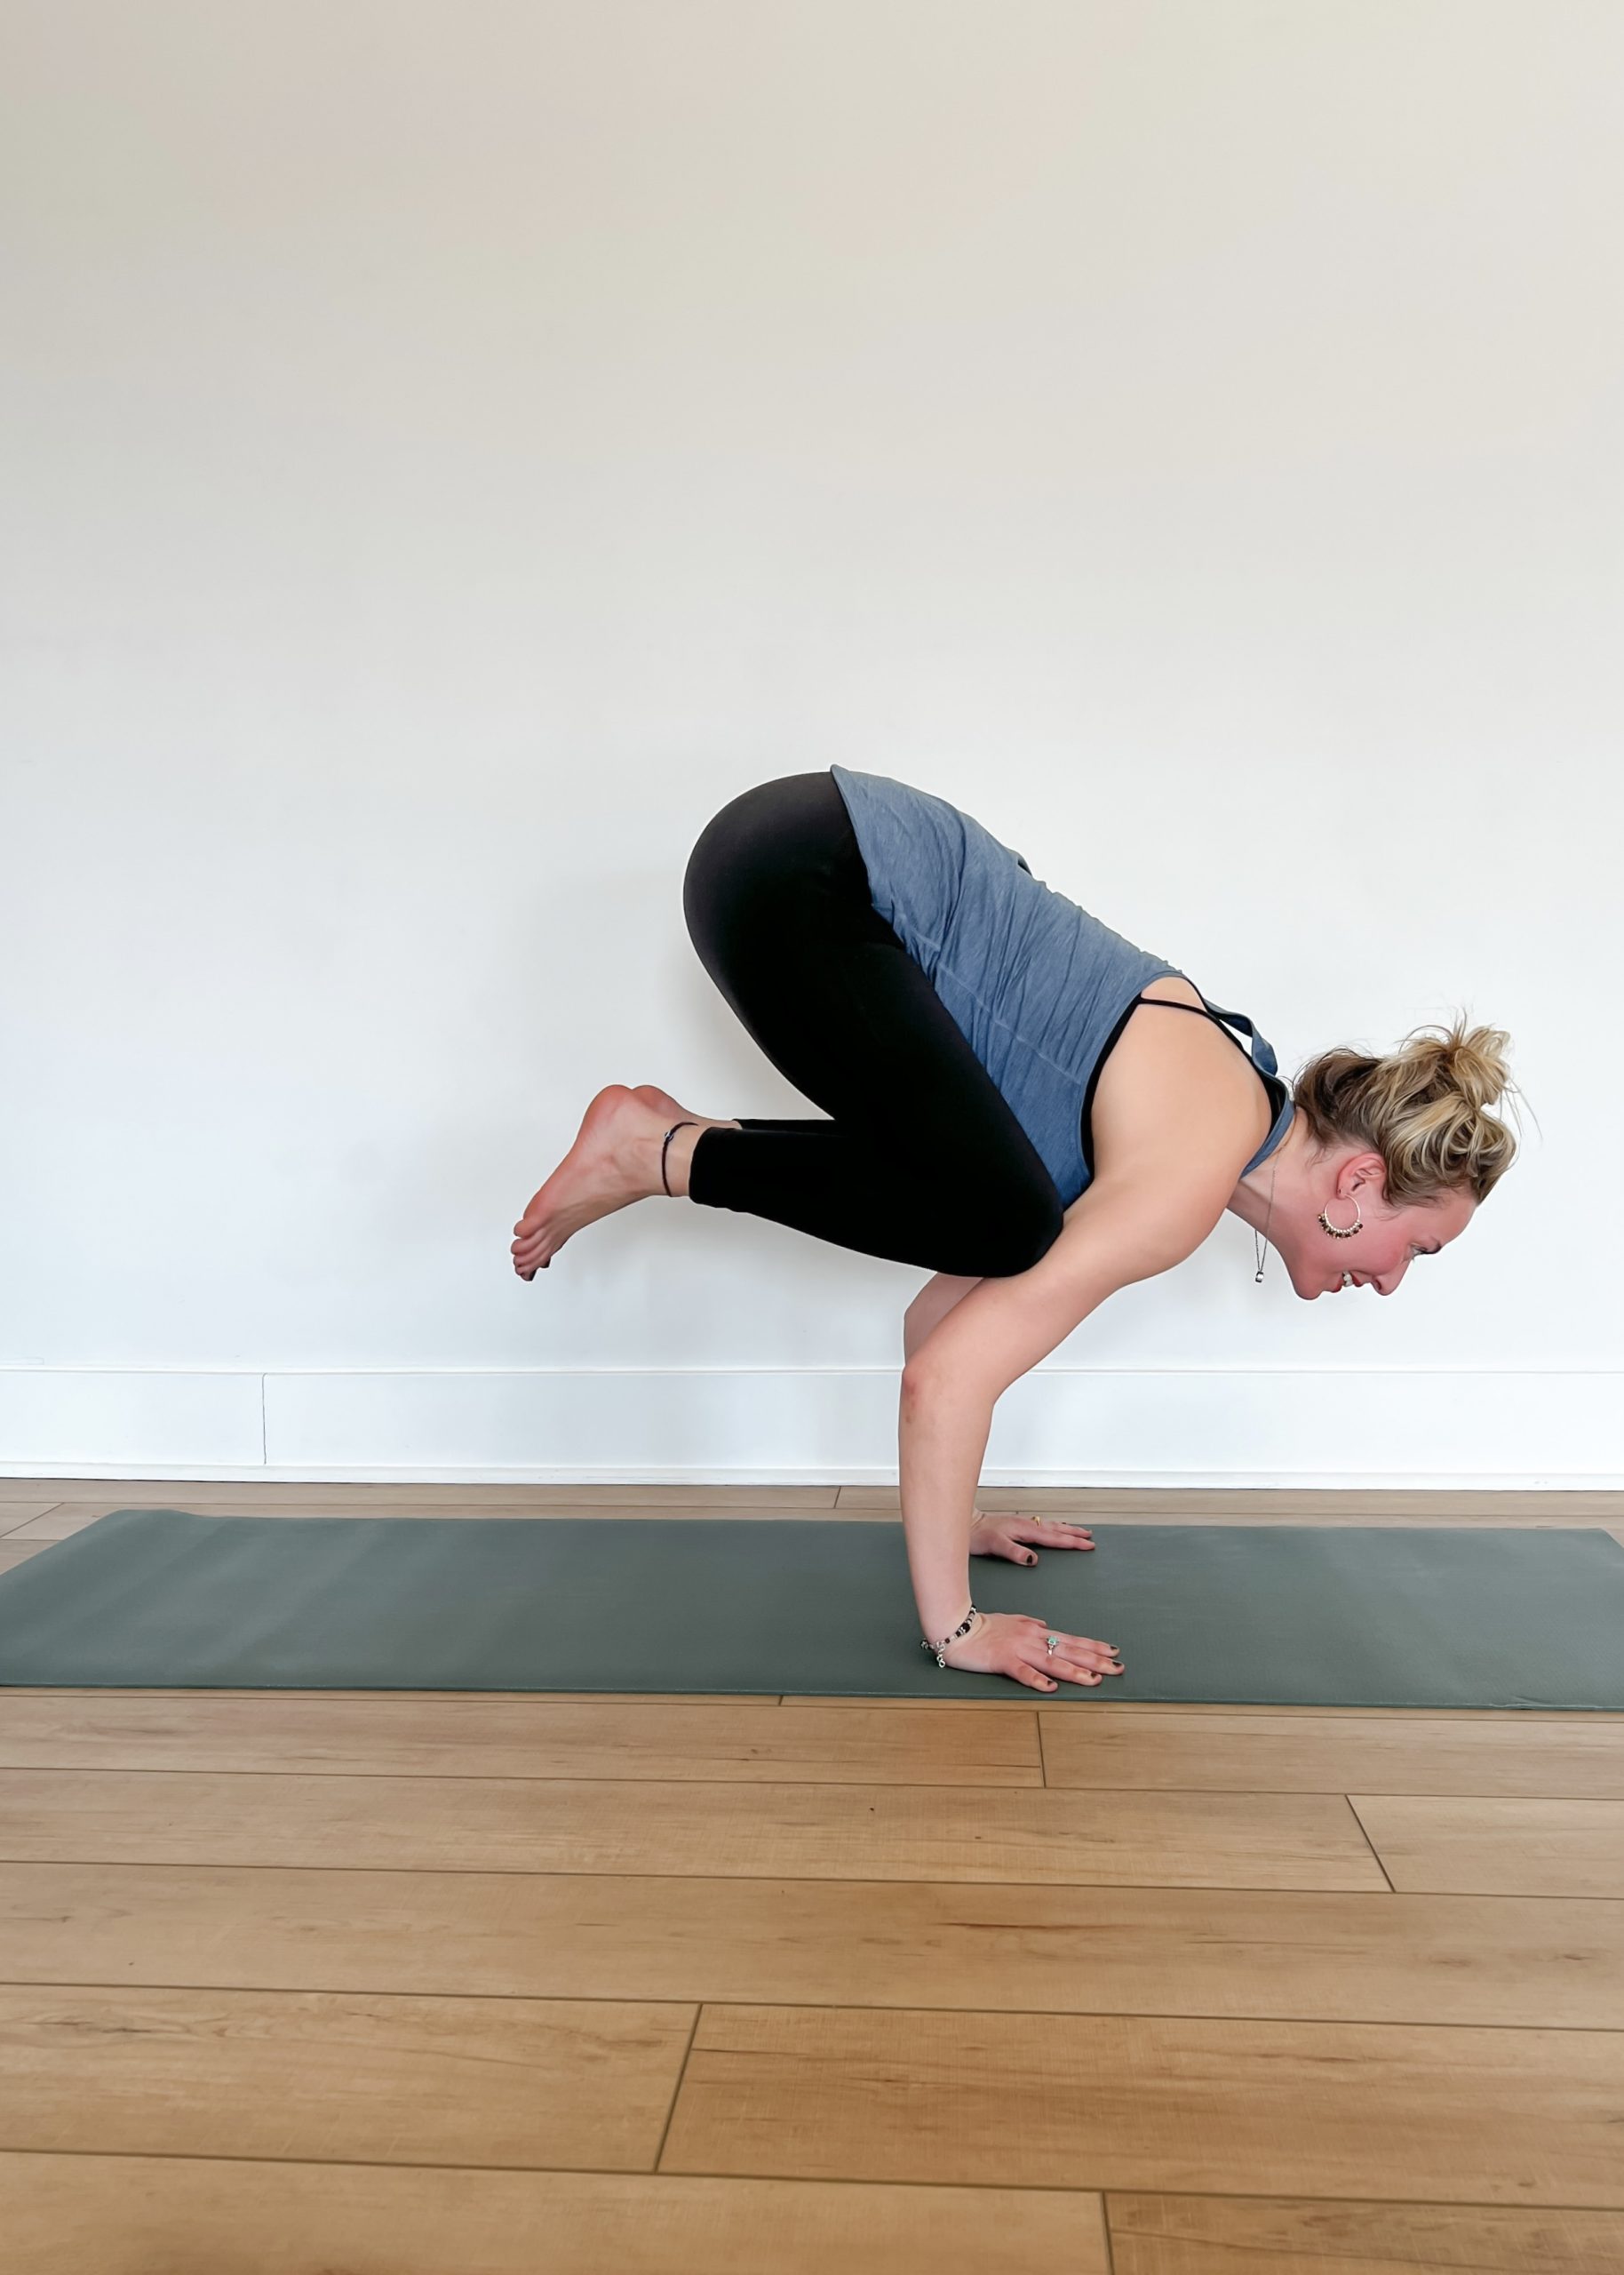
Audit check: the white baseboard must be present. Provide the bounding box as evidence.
[0,1365,1620,1488]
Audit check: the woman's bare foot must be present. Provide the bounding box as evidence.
[511,1085,738,1278]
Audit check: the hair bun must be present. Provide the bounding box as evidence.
[1292,1012,1521,1205]
[1405,1022,1514,1113]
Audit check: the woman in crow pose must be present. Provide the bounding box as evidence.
[511,768,1517,1693]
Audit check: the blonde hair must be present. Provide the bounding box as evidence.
[1291,1017,1520,1207]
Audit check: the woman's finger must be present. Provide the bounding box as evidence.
[1061,1652,1126,1681]
[1022,1641,1101,1686]
[1005,1521,1093,1551]
[1032,1634,1123,1676]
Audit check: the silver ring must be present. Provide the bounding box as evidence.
[1046,1634,1060,1655]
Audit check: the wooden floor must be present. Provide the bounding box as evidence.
[3,1480,1623,2273]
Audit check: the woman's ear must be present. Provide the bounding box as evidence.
[1341,1151,1389,1201]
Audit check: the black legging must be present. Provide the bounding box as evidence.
[681,770,1065,1277]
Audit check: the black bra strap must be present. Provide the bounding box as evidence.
[1133,993,1250,1058]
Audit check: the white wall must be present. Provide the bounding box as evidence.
[3,0,1620,1482]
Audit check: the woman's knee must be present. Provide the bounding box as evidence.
[681,804,752,970]
[681,782,792,959]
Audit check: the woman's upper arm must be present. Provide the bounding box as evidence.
[903,1167,1230,1404]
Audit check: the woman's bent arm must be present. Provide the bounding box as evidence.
[897,1361,1127,1690]
[896,1167,1230,1652]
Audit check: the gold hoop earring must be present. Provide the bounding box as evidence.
[1318,1202,1362,1239]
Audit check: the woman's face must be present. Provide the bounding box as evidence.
[1278,1153,1477,1299]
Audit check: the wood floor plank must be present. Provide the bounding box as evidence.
[0,1696,1040,1786]
[1352,1795,1624,1896]
[0,1505,58,1535]
[837,1487,1624,1520]
[1105,2193,1624,2273]
[4,1864,1620,2029]
[1040,1709,1624,1797]
[2,1508,132,1540]
[19,1480,1624,1519]
[16,1496,1623,1537]
[0,1984,691,2169]
[0,1546,51,1573]
[0,1769,1387,1887]
[12,1480,1623,1516]
[662,2004,1624,2203]
[0,2156,1110,2275]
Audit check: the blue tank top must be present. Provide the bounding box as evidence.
[829,763,1294,1207]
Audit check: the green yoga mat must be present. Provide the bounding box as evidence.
[0,1509,1620,1707]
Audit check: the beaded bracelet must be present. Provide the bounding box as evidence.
[920,1604,983,1667]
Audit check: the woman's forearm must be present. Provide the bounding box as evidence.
[897,1368,996,1641]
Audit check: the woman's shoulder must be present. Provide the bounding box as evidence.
[1088,982,1278,1195]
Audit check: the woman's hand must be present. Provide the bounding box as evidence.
[968,1508,1094,1568]
[941,1609,1124,1693]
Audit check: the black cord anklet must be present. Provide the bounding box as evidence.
[660,1120,699,1196]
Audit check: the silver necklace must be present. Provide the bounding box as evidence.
[1254,1157,1278,1283]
